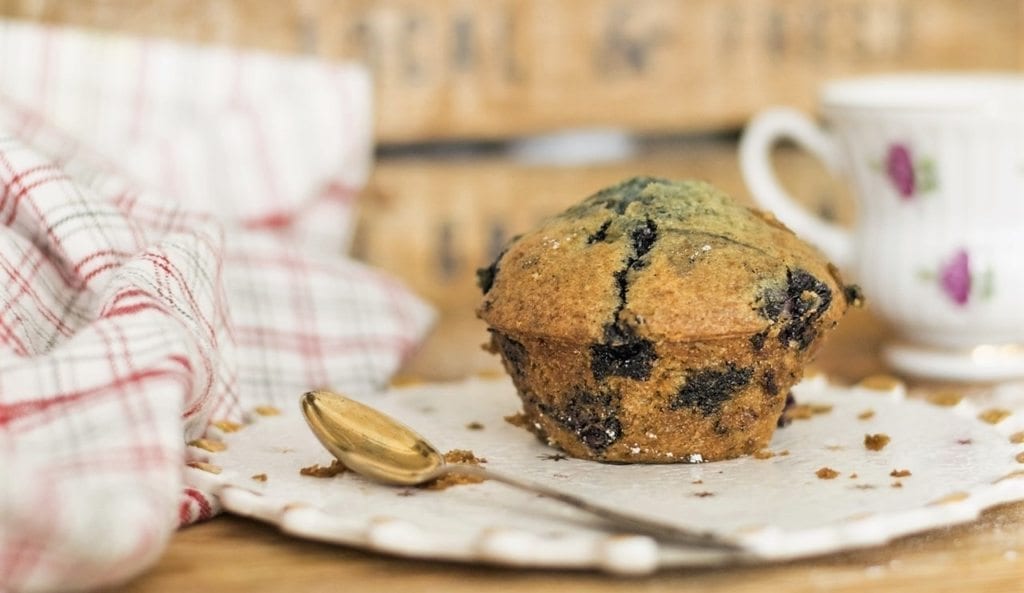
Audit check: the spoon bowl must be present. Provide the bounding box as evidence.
[301,391,442,486]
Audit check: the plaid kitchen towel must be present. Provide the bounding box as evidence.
[0,19,434,593]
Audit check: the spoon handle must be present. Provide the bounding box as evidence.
[435,464,744,552]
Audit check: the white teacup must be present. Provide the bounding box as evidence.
[740,73,1024,381]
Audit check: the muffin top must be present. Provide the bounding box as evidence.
[477,177,856,347]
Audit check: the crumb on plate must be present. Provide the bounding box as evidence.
[300,459,348,478]
[864,433,891,451]
[816,467,840,480]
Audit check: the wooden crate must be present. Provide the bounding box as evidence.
[3,0,1021,142]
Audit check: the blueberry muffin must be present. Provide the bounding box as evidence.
[476,177,860,463]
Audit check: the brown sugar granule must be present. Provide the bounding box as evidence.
[857,409,875,421]
[251,473,268,482]
[254,405,281,416]
[212,420,243,433]
[864,433,891,451]
[890,469,912,478]
[1010,432,1024,444]
[816,467,840,479]
[693,491,715,498]
[979,408,1012,425]
[423,450,488,490]
[300,459,348,478]
[504,412,529,428]
[926,390,963,407]
[188,438,227,452]
[753,449,775,460]
[466,421,485,430]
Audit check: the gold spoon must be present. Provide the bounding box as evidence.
[300,389,743,551]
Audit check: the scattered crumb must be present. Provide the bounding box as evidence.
[465,421,485,430]
[423,450,487,490]
[864,433,891,451]
[849,473,858,479]
[957,438,973,445]
[188,438,227,452]
[891,481,903,489]
[691,479,704,485]
[890,469,912,478]
[753,449,775,460]
[552,473,570,479]
[816,467,840,480]
[504,412,529,428]
[784,404,814,421]
[926,390,963,407]
[539,453,568,461]
[300,459,348,478]
[251,473,268,482]
[825,445,845,451]
[1016,452,1024,464]
[397,489,415,497]
[254,405,280,416]
[858,374,903,391]
[1011,432,1024,444]
[857,409,875,421]
[979,408,1012,425]
[693,491,715,498]
[443,449,487,465]
[777,449,790,456]
[212,420,243,433]
[187,461,222,474]
[854,484,877,490]
[783,402,833,423]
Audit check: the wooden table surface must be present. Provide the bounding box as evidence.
[110,308,1024,593]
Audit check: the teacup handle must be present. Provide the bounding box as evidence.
[739,108,853,268]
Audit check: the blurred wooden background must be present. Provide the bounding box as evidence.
[2,0,1021,379]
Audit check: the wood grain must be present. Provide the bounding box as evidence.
[2,0,1020,142]
[112,501,1024,593]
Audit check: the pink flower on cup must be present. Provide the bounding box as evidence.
[939,249,971,306]
[920,248,994,307]
[886,144,915,198]
[880,143,937,200]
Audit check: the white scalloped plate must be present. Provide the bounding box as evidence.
[185,376,1024,575]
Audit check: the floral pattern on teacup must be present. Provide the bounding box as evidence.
[918,248,994,307]
[881,143,937,200]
